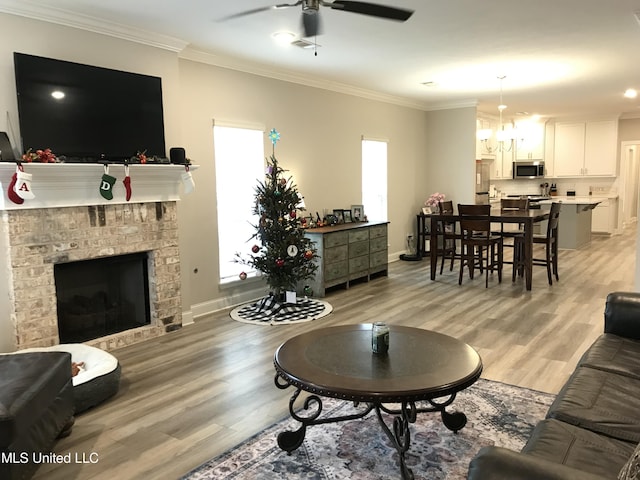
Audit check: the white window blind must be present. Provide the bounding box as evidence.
[362,139,388,221]
[214,124,264,283]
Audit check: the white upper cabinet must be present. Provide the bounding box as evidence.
[515,120,545,161]
[553,120,617,177]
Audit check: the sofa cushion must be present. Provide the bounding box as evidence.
[0,352,72,449]
[618,442,640,480]
[547,366,640,443]
[579,334,640,380]
[521,419,635,478]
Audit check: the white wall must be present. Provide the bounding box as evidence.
[176,58,431,310]
[1,13,480,319]
[423,107,477,207]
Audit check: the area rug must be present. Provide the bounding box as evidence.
[181,378,554,479]
[230,296,332,325]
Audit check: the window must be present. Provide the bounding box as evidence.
[214,124,264,283]
[362,139,388,221]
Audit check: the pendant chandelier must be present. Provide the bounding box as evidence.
[478,76,515,153]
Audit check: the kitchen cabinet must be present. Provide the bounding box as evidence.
[303,222,388,296]
[492,149,513,179]
[591,197,618,234]
[553,120,617,177]
[515,120,545,160]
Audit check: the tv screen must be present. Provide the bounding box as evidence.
[13,52,166,162]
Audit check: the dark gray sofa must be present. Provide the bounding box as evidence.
[468,291,640,480]
[0,351,75,480]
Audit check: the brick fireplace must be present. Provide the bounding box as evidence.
[0,163,191,352]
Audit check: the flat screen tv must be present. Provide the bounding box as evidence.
[13,52,166,162]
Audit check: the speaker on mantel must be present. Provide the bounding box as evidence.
[170,147,186,164]
[0,132,16,161]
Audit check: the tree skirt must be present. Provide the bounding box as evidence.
[181,378,554,479]
[230,296,333,325]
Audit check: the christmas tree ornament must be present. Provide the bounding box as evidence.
[7,166,24,205]
[276,258,285,267]
[287,245,299,257]
[251,245,260,254]
[99,164,116,200]
[239,271,247,280]
[280,178,287,186]
[303,285,313,296]
[290,210,297,219]
[123,164,132,201]
[15,166,35,200]
[304,250,314,260]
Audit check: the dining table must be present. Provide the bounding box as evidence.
[423,208,550,291]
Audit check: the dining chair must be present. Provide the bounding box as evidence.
[532,202,561,285]
[437,200,461,274]
[457,204,503,288]
[492,198,529,280]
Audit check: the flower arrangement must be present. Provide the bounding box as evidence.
[21,148,57,163]
[425,192,445,208]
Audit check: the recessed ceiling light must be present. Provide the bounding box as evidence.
[51,90,65,100]
[272,31,296,46]
[421,81,437,87]
[624,88,638,99]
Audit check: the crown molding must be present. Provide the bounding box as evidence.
[0,0,189,52]
[179,47,431,111]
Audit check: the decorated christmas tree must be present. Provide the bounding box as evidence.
[236,129,318,300]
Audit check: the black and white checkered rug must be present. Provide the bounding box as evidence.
[230,296,332,325]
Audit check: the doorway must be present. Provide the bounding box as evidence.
[620,141,640,229]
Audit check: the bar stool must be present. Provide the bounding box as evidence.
[532,202,561,285]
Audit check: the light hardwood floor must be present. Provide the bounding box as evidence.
[35,226,637,480]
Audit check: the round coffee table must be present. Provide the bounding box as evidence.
[273,324,483,480]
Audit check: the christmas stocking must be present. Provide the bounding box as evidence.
[7,166,23,205]
[99,165,116,200]
[181,165,195,195]
[123,165,132,201]
[15,168,35,200]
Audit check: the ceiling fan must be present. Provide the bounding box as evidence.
[222,0,414,38]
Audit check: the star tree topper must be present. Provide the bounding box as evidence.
[268,128,281,153]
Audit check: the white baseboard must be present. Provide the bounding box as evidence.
[188,285,269,320]
[185,255,402,322]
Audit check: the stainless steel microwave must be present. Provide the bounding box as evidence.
[513,161,545,179]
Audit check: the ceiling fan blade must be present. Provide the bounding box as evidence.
[302,11,322,37]
[327,1,414,21]
[219,2,301,21]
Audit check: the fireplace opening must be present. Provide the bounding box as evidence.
[54,252,151,343]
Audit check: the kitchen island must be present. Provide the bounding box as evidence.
[539,197,601,249]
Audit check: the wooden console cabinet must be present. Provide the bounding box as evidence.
[303,221,389,297]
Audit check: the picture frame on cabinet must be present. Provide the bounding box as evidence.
[422,207,432,215]
[343,209,353,223]
[333,209,344,224]
[351,204,364,222]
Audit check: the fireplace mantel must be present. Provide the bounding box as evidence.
[0,163,197,210]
